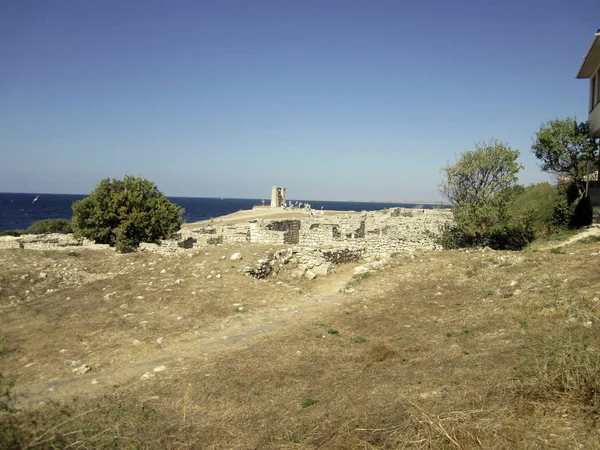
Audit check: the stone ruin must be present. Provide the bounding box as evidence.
[157,207,452,261]
[270,186,286,208]
[0,207,453,281]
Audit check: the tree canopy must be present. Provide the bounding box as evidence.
[439,139,523,241]
[72,176,184,252]
[531,118,598,193]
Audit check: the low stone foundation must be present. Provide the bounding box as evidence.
[176,207,451,259]
[0,209,452,275]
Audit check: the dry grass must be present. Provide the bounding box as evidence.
[2,237,600,448]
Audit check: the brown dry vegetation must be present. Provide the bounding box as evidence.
[1,236,600,449]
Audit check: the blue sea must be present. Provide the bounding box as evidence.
[0,192,448,232]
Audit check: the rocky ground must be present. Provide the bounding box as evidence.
[0,241,362,406]
[1,225,600,448]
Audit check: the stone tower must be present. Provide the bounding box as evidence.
[270,186,286,208]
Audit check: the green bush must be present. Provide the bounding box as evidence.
[487,225,535,250]
[504,183,562,235]
[0,230,26,237]
[550,195,573,229]
[569,196,593,229]
[26,218,73,235]
[72,176,184,252]
[435,223,482,249]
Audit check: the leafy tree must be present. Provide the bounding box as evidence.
[531,118,598,194]
[439,139,523,243]
[72,176,184,252]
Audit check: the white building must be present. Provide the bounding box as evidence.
[577,29,600,137]
[577,30,600,221]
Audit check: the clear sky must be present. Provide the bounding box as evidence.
[1,0,598,201]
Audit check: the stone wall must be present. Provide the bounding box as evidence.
[178,207,451,258]
[0,208,452,260]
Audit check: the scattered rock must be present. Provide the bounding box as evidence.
[64,360,80,367]
[175,279,183,284]
[39,272,47,278]
[140,372,155,380]
[510,280,518,287]
[230,253,242,261]
[160,269,166,274]
[291,268,306,279]
[215,273,222,279]
[156,337,165,345]
[354,266,370,275]
[153,365,166,372]
[72,364,91,375]
[133,339,143,346]
[305,270,317,280]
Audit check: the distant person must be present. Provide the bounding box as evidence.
[261,199,265,206]
[320,206,324,215]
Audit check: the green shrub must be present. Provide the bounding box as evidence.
[26,218,72,235]
[505,183,562,234]
[487,225,535,250]
[435,223,481,249]
[72,176,184,252]
[0,230,26,237]
[550,195,573,229]
[569,196,593,229]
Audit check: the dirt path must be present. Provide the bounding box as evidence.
[536,225,600,250]
[14,266,356,406]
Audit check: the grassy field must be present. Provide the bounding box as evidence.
[1,235,600,448]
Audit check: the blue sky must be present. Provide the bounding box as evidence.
[1,0,598,201]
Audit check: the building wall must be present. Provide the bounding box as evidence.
[591,101,600,137]
[589,61,600,136]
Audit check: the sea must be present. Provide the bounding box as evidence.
[0,192,448,232]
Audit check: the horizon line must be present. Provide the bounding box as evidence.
[0,191,449,205]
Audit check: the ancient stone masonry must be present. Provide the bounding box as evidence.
[174,207,451,259]
[0,234,111,251]
[270,186,286,208]
[0,208,452,265]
